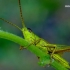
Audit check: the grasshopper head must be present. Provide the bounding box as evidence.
[22,27,36,43]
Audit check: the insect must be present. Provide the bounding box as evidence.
[0,0,70,69]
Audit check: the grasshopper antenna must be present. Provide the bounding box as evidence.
[18,0,25,28]
[0,18,22,31]
[0,0,26,31]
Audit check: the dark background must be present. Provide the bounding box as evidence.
[0,0,70,70]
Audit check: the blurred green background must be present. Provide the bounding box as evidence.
[0,0,70,70]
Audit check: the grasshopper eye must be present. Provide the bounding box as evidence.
[27,28,32,32]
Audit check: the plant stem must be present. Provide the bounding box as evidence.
[0,30,68,70]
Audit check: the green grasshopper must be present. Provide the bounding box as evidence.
[0,0,70,69]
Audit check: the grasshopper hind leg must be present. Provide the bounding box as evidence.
[47,46,56,65]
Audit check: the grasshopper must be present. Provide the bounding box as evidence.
[0,0,70,69]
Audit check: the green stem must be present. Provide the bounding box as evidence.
[0,30,68,70]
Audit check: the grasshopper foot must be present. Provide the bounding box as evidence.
[19,46,26,50]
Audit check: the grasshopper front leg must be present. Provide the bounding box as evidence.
[19,38,41,50]
[19,46,26,50]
